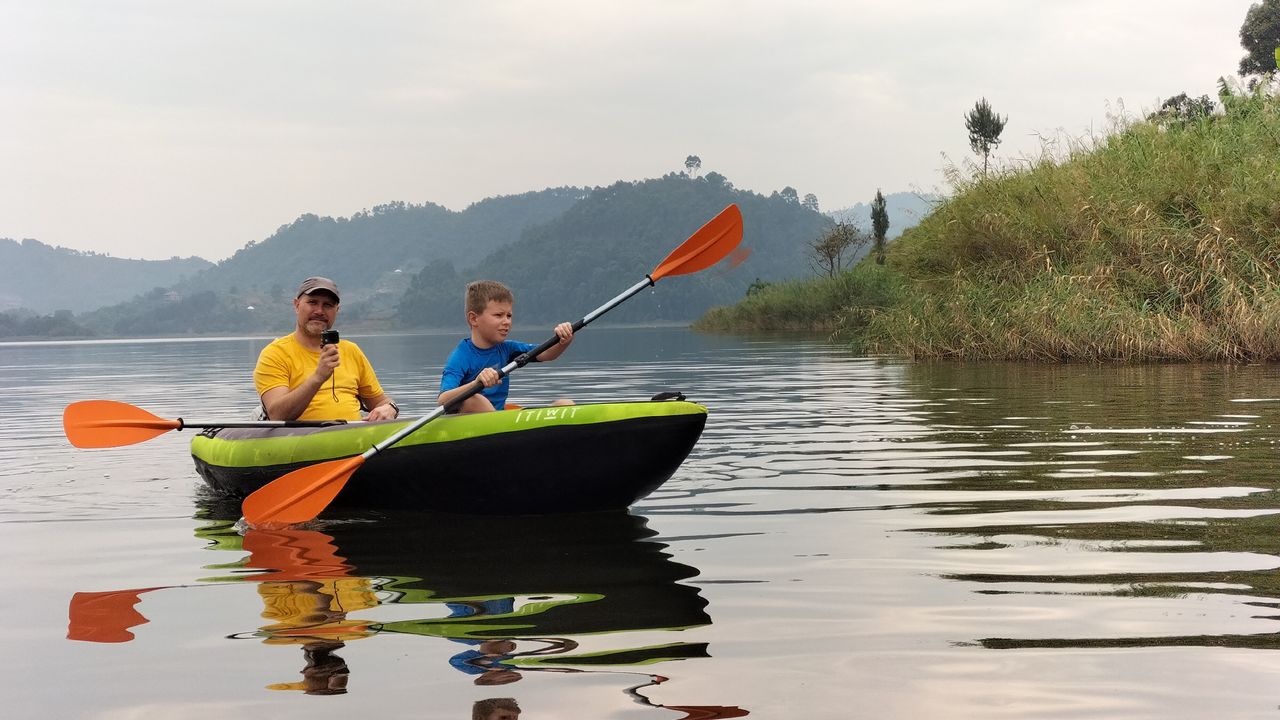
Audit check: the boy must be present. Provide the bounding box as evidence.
[438,280,575,413]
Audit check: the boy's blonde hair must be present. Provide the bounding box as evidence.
[466,280,514,316]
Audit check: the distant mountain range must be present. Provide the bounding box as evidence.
[3,175,940,338]
[827,192,941,239]
[0,239,212,313]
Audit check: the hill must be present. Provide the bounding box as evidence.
[82,188,588,336]
[827,192,940,239]
[0,238,212,313]
[78,174,832,336]
[701,87,1280,362]
[395,173,832,328]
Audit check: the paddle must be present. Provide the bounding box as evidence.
[62,399,345,449]
[242,203,744,527]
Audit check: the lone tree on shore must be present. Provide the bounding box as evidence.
[1238,0,1280,76]
[964,97,1007,177]
[809,222,867,278]
[870,190,889,265]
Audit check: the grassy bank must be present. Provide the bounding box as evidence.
[692,264,903,343]
[702,87,1280,362]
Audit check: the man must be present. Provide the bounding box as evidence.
[472,698,520,720]
[253,276,399,422]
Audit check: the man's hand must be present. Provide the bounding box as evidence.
[313,343,340,382]
[366,403,398,421]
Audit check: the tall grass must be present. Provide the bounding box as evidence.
[699,88,1280,361]
[865,86,1280,361]
[693,263,903,341]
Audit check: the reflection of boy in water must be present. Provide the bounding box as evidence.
[450,639,522,685]
[445,599,523,684]
[448,636,581,685]
[472,697,520,720]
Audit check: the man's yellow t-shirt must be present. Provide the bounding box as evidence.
[253,334,385,421]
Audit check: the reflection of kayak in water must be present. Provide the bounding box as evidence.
[71,512,710,644]
[67,515,741,710]
[321,510,711,638]
[191,400,707,514]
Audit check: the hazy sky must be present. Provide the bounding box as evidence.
[1,1,1260,261]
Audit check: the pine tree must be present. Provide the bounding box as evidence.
[964,98,1007,177]
[870,190,889,265]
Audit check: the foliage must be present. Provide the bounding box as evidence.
[746,278,772,296]
[56,173,829,337]
[1147,93,1217,126]
[79,188,587,336]
[808,222,867,278]
[964,97,1007,176]
[870,190,889,265]
[189,188,587,302]
[1238,0,1280,76]
[802,193,820,211]
[693,263,903,338]
[0,309,93,338]
[864,86,1280,361]
[827,192,939,241]
[396,173,831,328]
[684,155,702,177]
[697,86,1280,363]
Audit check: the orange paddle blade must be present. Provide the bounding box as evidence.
[63,400,182,448]
[67,588,163,643]
[650,204,744,281]
[242,455,365,527]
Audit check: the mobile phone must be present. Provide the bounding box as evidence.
[320,329,339,346]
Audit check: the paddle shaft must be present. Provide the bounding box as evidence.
[150,419,343,431]
[362,276,656,461]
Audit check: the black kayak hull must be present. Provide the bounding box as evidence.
[191,400,707,515]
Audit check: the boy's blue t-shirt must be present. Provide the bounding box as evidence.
[439,338,536,410]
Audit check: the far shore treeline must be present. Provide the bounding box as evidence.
[697,84,1280,362]
[0,172,866,339]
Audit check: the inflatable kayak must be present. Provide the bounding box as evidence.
[191,399,707,514]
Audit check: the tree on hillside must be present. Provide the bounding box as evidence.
[809,222,866,278]
[964,98,1007,177]
[685,155,702,177]
[870,190,889,265]
[1239,0,1280,76]
[778,186,799,204]
[1147,93,1216,126]
[802,193,820,211]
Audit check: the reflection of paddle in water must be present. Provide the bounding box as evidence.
[626,676,751,719]
[67,587,165,643]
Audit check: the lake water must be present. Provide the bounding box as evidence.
[5,327,1280,718]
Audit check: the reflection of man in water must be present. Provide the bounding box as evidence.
[300,641,350,695]
[472,697,520,720]
[258,578,377,695]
